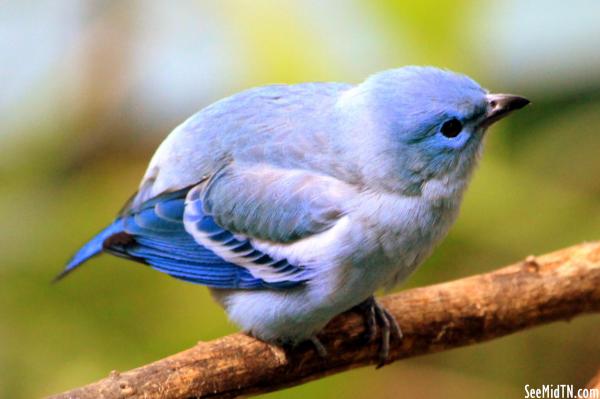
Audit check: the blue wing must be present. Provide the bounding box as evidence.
[61,188,307,289]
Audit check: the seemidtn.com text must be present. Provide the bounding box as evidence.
[524,384,599,399]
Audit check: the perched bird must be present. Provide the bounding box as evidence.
[60,66,529,365]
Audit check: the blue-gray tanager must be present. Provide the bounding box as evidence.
[60,66,529,365]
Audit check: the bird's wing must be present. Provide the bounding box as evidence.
[195,163,353,242]
[99,164,356,289]
[183,163,357,284]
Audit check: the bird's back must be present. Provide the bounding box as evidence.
[133,82,354,207]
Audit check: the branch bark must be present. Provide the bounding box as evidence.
[50,241,600,399]
[586,368,600,390]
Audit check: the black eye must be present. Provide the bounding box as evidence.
[440,118,463,138]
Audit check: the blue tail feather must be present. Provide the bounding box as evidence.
[55,220,125,282]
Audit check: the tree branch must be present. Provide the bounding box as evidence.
[50,241,600,399]
[586,368,600,390]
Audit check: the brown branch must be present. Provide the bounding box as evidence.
[586,368,600,390]
[50,241,600,399]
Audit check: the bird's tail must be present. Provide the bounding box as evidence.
[54,220,124,282]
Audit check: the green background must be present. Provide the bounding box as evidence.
[1,1,599,397]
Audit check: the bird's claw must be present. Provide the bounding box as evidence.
[309,335,328,358]
[354,296,402,368]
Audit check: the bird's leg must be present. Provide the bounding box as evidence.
[353,296,402,367]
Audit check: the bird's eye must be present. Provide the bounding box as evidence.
[440,119,463,138]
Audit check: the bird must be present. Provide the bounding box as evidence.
[59,66,529,366]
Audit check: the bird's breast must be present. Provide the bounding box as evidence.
[350,188,463,279]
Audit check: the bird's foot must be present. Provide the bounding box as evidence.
[282,335,327,358]
[354,296,402,368]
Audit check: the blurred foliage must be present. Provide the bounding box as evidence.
[0,1,599,398]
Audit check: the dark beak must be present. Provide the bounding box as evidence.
[482,93,530,127]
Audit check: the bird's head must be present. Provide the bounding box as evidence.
[351,66,529,196]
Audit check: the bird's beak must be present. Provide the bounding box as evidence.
[481,93,530,127]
